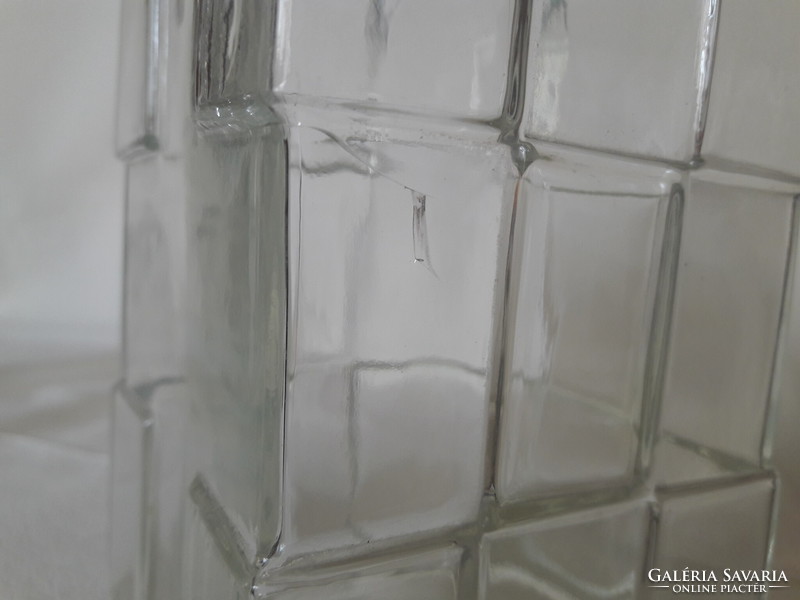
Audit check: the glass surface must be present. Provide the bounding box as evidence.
[181,125,288,577]
[253,546,461,600]
[702,0,800,178]
[192,0,514,121]
[768,201,800,594]
[112,1,800,598]
[111,381,187,600]
[194,0,276,108]
[648,476,775,599]
[273,0,514,120]
[496,149,680,502]
[522,0,717,162]
[655,171,795,484]
[480,499,650,599]
[115,0,160,155]
[123,156,186,387]
[279,118,512,561]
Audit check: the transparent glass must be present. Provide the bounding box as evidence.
[650,476,775,595]
[480,499,651,599]
[496,149,681,502]
[112,1,800,599]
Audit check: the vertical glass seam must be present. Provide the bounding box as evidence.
[637,185,685,480]
[691,0,720,163]
[765,473,781,571]
[116,0,162,158]
[487,178,523,495]
[486,0,535,495]
[258,132,293,572]
[760,195,800,465]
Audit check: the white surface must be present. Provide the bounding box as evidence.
[0,0,124,340]
[0,0,123,598]
[0,434,108,599]
[0,351,116,600]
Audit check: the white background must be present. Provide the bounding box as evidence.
[0,0,123,355]
[0,1,123,598]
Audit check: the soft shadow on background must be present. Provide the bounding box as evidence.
[0,0,123,598]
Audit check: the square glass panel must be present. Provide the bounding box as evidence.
[497,149,680,502]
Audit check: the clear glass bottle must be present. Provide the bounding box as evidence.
[112,1,800,598]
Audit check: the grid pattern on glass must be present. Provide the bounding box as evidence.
[178,126,288,575]
[191,0,515,121]
[496,150,679,503]
[479,499,650,600]
[701,0,800,178]
[657,173,795,479]
[646,476,776,598]
[278,123,514,562]
[273,0,515,119]
[111,1,800,598]
[522,0,717,162]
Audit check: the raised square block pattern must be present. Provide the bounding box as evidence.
[523,0,716,162]
[278,122,514,561]
[111,1,800,597]
[657,172,796,479]
[178,126,288,575]
[480,500,650,599]
[702,0,800,177]
[194,0,277,107]
[496,149,680,503]
[648,476,775,598]
[274,0,514,119]
[193,0,514,120]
